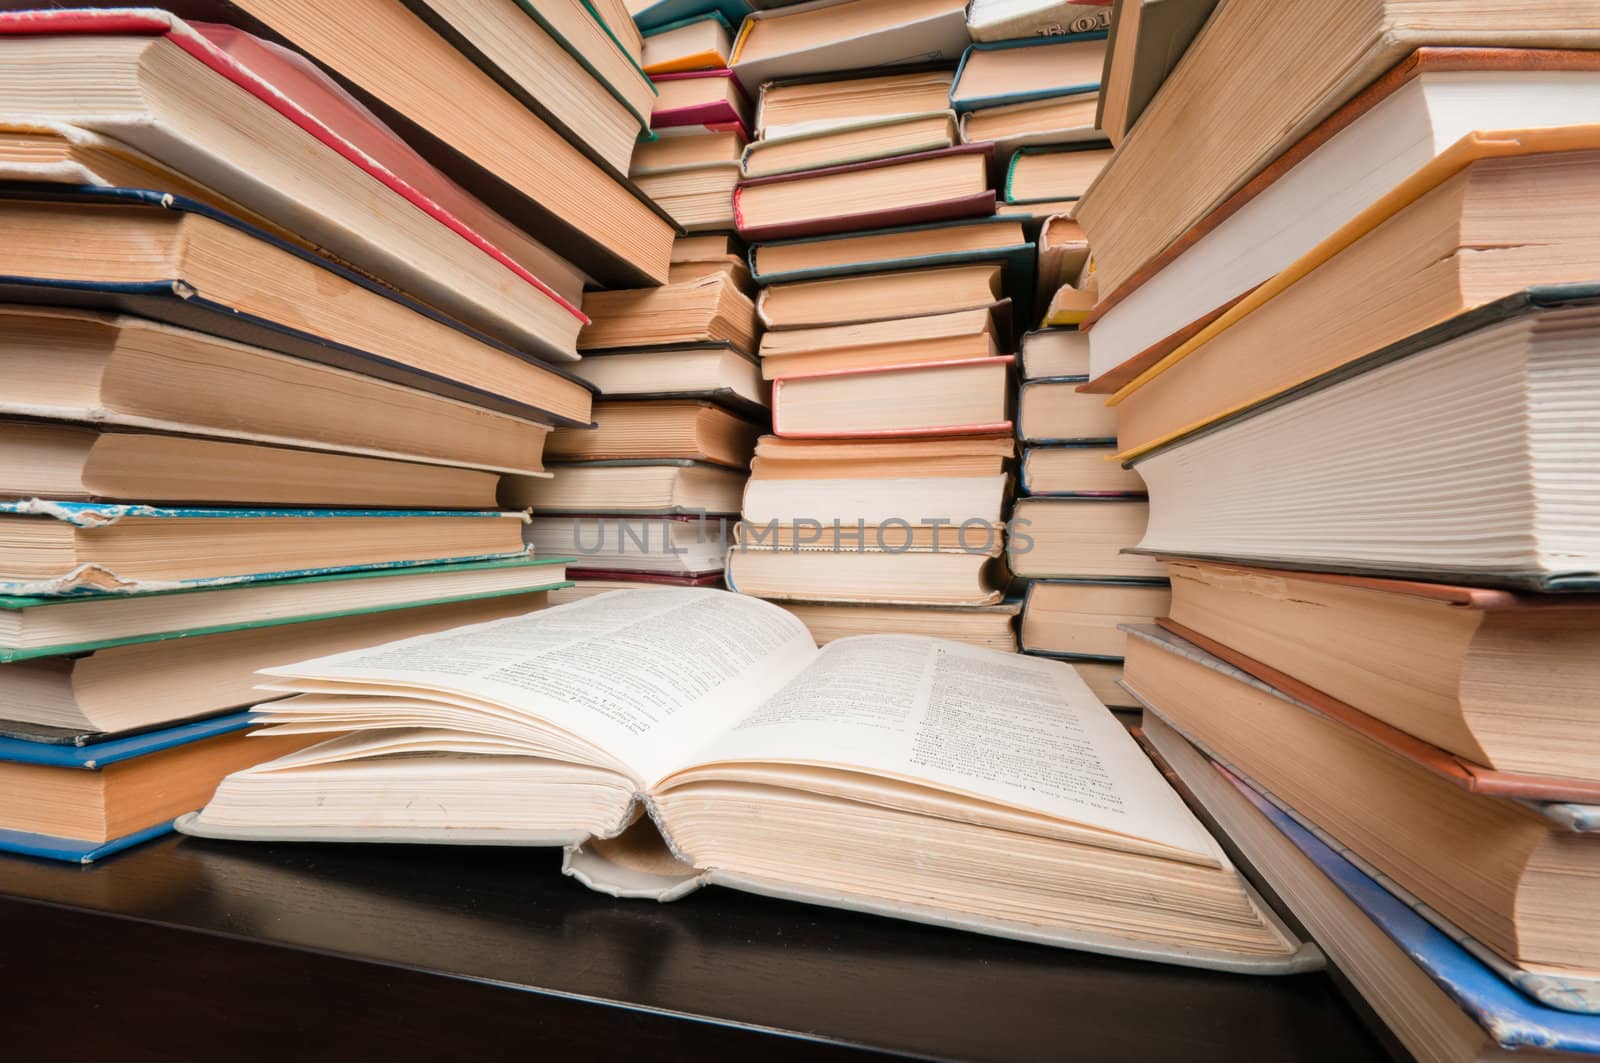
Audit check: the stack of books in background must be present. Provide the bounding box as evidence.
[1076,1,1600,1059]
[540,241,764,600]
[719,0,1025,650]
[0,0,699,861]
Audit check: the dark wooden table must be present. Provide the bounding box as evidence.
[0,835,1394,1061]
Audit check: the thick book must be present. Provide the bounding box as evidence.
[0,590,555,741]
[629,160,741,233]
[757,262,1003,330]
[1161,558,1600,791]
[1003,142,1114,203]
[751,433,1016,480]
[734,143,996,242]
[742,474,1009,535]
[779,600,1021,653]
[1019,579,1170,660]
[0,422,511,510]
[1018,377,1117,443]
[747,215,1033,296]
[741,111,959,179]
[960,93,1104,160]
[0,557,569,663]
[533,461,747,516]
[0,9,591,353]
[0,307,555,476]
[755,67,954,139]
[546,401,762,469]
[1111,132,1600,450]
[1009,497,1167,582]
[650,69,752,135]
[1144,712,1600,1056]
[965,0,1113,43]
[527,515,731,576]
[1122,623,1600,982]
[641,12,733,76]
[177,588,1315,973]
[0,501,530,598]
[1083,49,1600,391]
[570,342,767,418]
[758,305,1006,380]
[950,32,1106,113]
[727,543,1008,605]
[1095,0,1221,146]
[1019,327,1091,379]
[772,356,1014,439]
[0,187,596,427]
[138,0,675,286]
[729,0,969,94]
[1122,286,1600,592]
[578,273,758,357]
[1020,443,1146,495]
[1074,0,1600,303]
[0,710,320,863]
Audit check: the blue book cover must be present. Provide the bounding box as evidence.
[951,32,1108,114]
[0,500,531,598]
[632,0,751,33]
[0,711,257,769]
[1235,770,1600,1048]
[0,821,177,864]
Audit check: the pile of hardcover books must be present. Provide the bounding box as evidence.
[0,1,693,860]
[714,0,1102,652]
[1081,1,1600,1059]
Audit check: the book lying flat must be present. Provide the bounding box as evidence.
[1,709,320,862]
[730,0,969,94]
[528,517,731,577]
[960,93,1104,161]
[734,144,996,242]
[742,474,1009,531]
[1144,711,1600,1055]
[1020,444,1146,495]
[641,12,733,76]
[758,305,1006,380]
[1020,579,1170,660]
[0,590,557,740]
[0,187,596,427]
[950,33,1106,113]
[757,262,1003,330]
[178,588,1315,972]
[578,273,758,357]
[546,401,761,469]
[741,111,958,179]
[755,67,955,139]
[751,433,1016,479]
[0,501,529,597]
[569,342,767,418]
[779,599,1021,653]
[1004,142,1114,203]
[727,545,1007,606]
[0,557,570,662]
[0,9,591,353]
[1161,558,1600,788]
[1124,286,1600,591]
[1122,623,1600,982]
[1019,327,1091,379]
[650,69,752,135]
[0,422,508,510]
[772,356,1014,439]
[1008,497,1167,581]
[1018,378,1117,443]
[533,460,746,516]
[0,307,556,476]
[966,0,1112,43]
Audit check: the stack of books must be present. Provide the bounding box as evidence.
[0,0,701,860]
[631,58,749,233]
[718,0,1047,651]
[541,245,764,600]
[1076,1,1600,1058]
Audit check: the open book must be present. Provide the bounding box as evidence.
[179,588,1313,972]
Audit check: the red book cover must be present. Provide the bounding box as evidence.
[734,143,997,242]
[650,69,753,135]
[0,7,585,324]
[771,355,1015,439]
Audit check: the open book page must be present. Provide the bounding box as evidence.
[668,636,1220,859]
[257,589,819,785]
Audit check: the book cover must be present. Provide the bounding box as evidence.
[1002,140,1112,203]
[641,11,733,75]
[968,0,1113,43]
[0,184,599,426]
[0,711,256,769]
[728,0,969,94]
[0,556,573,664]
[733,143,996,242]
[650,69,753,131]
[0,500,532,598]
[951,32,1107,113]
[632,0,752,34]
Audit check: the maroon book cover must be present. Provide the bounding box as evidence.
[734,143,997,242]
